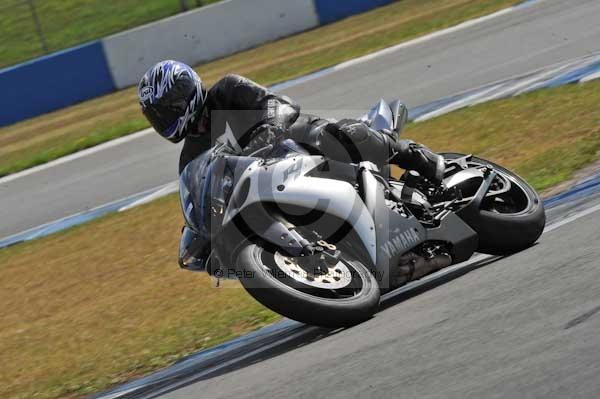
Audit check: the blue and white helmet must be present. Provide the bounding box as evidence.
[138,60,206,143]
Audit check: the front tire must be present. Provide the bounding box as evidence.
[236,243,380,328]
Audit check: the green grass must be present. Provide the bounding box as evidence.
[1,79,599,399]
[405,82,600,191]
[0,0,221,69]
[0,0,521,177]
[0,195,281,399]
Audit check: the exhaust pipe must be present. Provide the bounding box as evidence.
[392,252,453,286]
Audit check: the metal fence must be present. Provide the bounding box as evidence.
[0,0,214,69]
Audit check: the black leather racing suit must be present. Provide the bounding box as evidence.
[179,74,443,182]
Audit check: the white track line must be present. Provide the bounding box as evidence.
[513,56,600,95]
[1,1,545,185]
[413,84,504,122]
[470,62,578,105]
[543,203,600,234]
[0,181,171,244]
[118,181,179,212]
[580,70,600,83]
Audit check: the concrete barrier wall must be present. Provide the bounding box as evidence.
[313,0,394,24]
[0,41,115,126]
[102,0,320,89]
[1,0,395,126]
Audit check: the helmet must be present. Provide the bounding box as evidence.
[138,60,205,143]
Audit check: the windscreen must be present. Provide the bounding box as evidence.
[179,151,214,239]
[179,150,257,240]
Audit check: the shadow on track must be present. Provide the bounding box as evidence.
[379,255,505,310]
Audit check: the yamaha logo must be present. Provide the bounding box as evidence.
[381,228,422,259]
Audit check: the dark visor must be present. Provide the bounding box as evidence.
[142,104,182,137]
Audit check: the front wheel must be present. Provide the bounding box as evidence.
[443,153,546,255]
[235,243,380,328]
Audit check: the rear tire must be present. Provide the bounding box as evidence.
[443,153,546,255]
[236,243,380,328]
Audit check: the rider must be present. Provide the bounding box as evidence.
[138,60,445,182]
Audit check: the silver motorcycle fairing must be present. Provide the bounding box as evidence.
[360,166,428,288]
[223,155,378,265]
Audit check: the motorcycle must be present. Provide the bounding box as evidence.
[178,99,546,327]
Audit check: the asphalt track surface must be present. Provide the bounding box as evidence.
[155,192,600,399]
[2,0,600,239]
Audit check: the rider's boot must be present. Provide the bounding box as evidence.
[389,140,445,185]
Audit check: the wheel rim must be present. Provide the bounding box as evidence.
[462,165,534,215]
[259,249,369,300]
[482,171,532,215]
[444,154,535,215]
[273,253,353,289]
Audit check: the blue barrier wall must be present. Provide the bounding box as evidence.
[0,41,114,126]
[313,0,394,24]
[1,0,394,127]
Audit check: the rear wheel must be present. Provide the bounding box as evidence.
[235,243,380,328]
[443,153,546,255]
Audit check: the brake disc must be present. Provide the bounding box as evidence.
[273,252,353,289]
